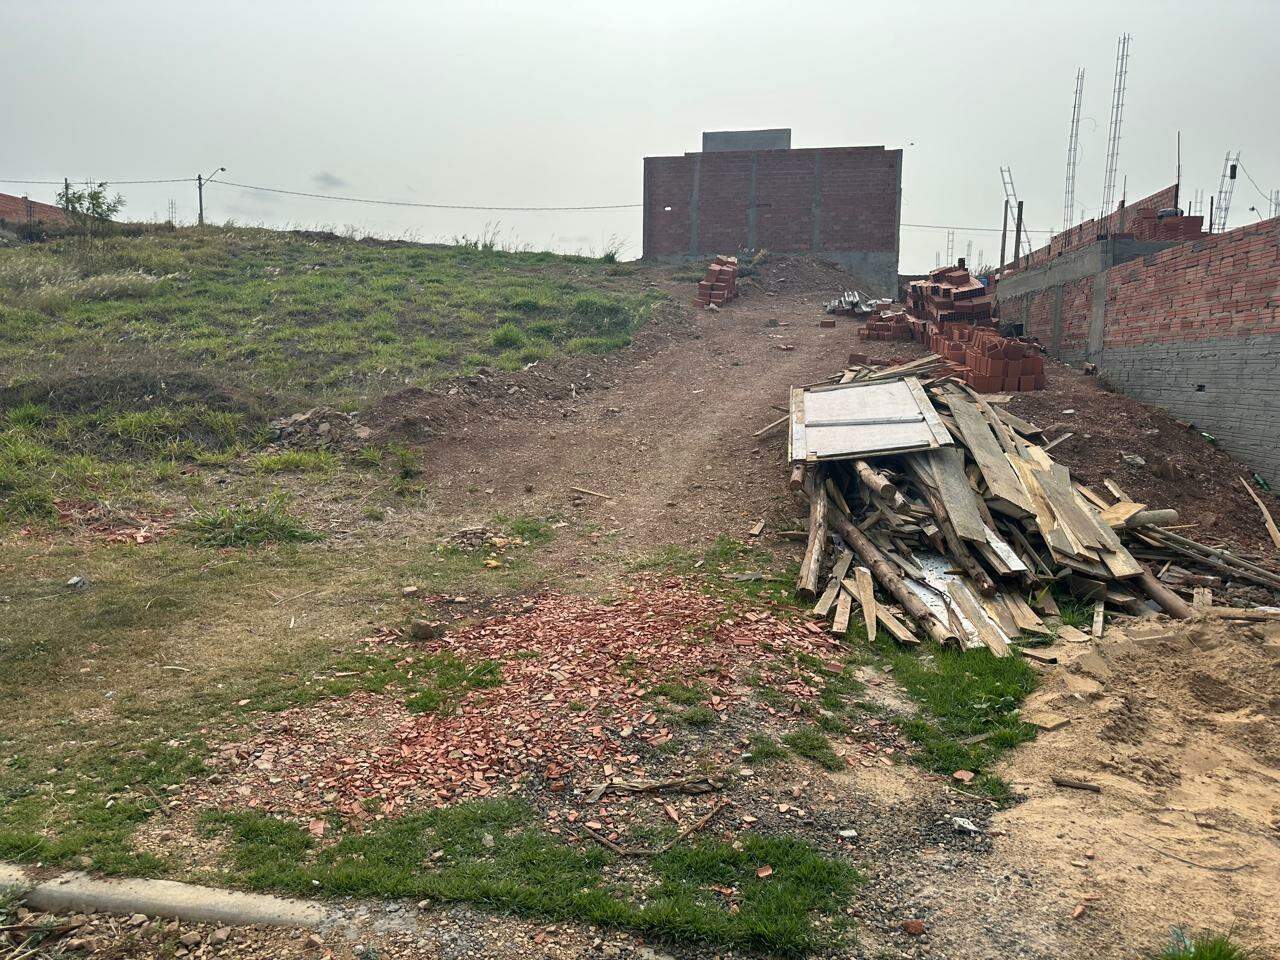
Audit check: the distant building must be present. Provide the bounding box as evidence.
[0,192,70,225]
[642,129,902,295]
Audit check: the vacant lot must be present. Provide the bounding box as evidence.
[1,231,1270,960]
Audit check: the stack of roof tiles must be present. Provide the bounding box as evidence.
[694,255,739,307]
[929,324,1045,393]
[906,265,994,326]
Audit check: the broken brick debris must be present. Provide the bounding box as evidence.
[205,581,846,821]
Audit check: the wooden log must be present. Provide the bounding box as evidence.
[1135,563,1194,619]
[1051,775,1101,793]
[1120,509,1180,529]
[854,460,907,510]
[828,508,957,646]
[796,469,828,598]
[789,463,806,492]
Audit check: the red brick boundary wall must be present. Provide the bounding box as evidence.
[998,214,1280,481]
[642,145,902,295]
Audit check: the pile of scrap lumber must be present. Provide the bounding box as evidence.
[695,256,739,307]
[787,356,1280,655]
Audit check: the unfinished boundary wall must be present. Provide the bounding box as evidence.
[999,208,1280,482]
[642,141,902,295]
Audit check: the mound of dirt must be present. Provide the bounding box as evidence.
[0,369,269,420]
[985,617,1280,957]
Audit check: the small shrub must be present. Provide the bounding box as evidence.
[404,655,503,714]
[185,498,322,547]
[650,682,706,706]
[746,735,788,764]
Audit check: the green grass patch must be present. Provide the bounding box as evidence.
[1158,931,1252,960]
[782,726,844,771]
[185,497,322,547]
[650,682,707,706]
[679,705,717,727]
[879,644,1037,800]
[203,799,860,956]
[403,653,503,714]
[746,735,789,764]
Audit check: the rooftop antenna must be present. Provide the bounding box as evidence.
[1100,33,1131,219]
[1063,68,1085,232]
[1213,151,1240,232]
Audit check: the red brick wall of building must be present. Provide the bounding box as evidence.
[1103,216,1280,347]
[642,145,900,260]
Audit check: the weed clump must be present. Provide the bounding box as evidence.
[185,497,321,548]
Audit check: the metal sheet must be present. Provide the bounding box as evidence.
[790,377,951,462]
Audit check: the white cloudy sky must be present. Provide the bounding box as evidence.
[3,0,1277,272]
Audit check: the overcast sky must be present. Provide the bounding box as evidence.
[3,0,1277,272]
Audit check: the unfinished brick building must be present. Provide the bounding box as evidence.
[642,130,902,295]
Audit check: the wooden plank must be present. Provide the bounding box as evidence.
[996,406,1043,438]
[979,592,1020,636]
[1099,501,1149,527]
[1192,586,1213,610]
[1057,624,1091,643]
[947,397,1033,514]
[1076,484,1111,509]
[1103,479,1131,501]
[1239,476,1280,549]
[877,605,919,645]
[927,446,987,543]
[948,581,1010,656]
[903,376,954,448]
[1041,431,1074,452]
[1005,592,1052,634]
[1091,601,1105,638]
[812,578,841,617]
[753,414,788,438]
[832,590,853,634]
[788,386,806,463]
[854,566,877,642]
[1008,456,1077,558]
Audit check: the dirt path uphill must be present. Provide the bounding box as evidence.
[405,265,924,574]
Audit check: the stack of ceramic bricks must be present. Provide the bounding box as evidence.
[858,311,913,341]
[929,324,1046,392]
[694,255,739,307]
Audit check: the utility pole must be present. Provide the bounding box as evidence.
[999,199,1009,271]
[63,177,70,210]
[197,165,226,226]
[1013,200,1025,263]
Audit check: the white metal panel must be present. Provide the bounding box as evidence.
[790,377,951,462]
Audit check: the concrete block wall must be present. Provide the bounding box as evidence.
[996,216,1280,481]
[642,144,902,295]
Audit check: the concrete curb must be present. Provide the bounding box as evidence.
[0,863,333,930]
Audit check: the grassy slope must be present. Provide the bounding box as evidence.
[0,227,661,522]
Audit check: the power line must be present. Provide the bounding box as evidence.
[1235,160,1273,206]
[208,178,642,212]
[0,177,194,185]
[2,173,1054,234]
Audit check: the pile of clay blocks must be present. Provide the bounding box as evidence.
[694,256,739,307]
[930,323,1046,392]
[858,311,914,341]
